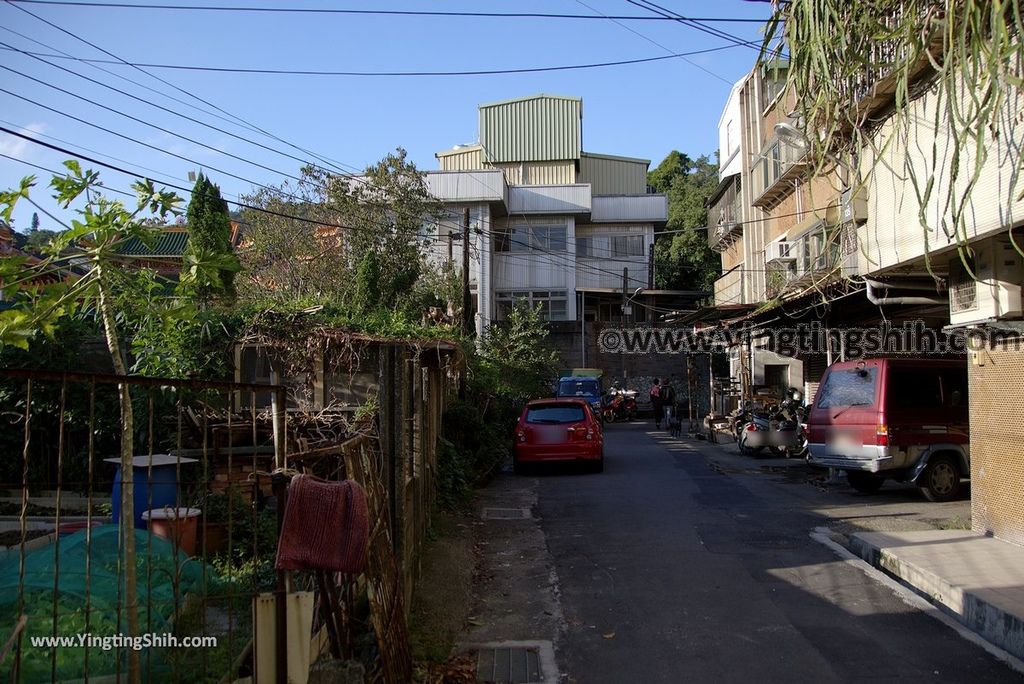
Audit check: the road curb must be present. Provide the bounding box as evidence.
[849,531,1024,664]
[810,527,1024,675]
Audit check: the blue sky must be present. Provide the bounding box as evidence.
[0,0,771,232]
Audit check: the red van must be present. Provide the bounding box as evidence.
[806,357,969,501]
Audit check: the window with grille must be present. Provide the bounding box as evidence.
[495,290,569,321]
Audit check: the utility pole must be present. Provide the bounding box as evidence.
[621,267,628,384]
[648,244,655,289]
[462,208,471,336]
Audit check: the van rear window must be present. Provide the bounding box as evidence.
[526,405,586,424]
[558,380,600,397]
[816,368,877,408]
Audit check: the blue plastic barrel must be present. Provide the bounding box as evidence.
[109,455,195,529]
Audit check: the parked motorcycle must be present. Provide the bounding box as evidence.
[602,388,638,422]
[774,390,808,459]
[737,388,807,458]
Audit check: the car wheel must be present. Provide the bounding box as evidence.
[589,457,604,474]
[847,470,885,494]
[919,455,962,502]
[513,457,528,476]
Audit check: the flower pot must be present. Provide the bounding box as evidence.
[198,521,228,555]
[142,507,201,556]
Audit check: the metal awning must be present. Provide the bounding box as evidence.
[663,304,756,325]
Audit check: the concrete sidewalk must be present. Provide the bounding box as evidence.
[851,529,1024,661]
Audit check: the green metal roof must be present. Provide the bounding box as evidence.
[115,230,189,257]
[480,94,582,164]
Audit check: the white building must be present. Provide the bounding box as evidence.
[423,94,677,340]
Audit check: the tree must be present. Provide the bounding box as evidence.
[0,163,222,682]
[476,304,560,403]
[29,212,39,232]
[648,151,721,292]
[23,228,57,254]
[240,148,441,318]
[185,173,239,299]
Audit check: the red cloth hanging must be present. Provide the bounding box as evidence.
[275,474,369,573]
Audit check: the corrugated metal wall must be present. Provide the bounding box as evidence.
[507,185,591,214]
[969,342,1024,545]
[860,84,1024,274]
[591,195,667,223]
[578,154,649,194]
[490,160,576,185]
[436,146,483,170]
[480,95,582,163]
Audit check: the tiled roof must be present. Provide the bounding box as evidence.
[115,230,189,257]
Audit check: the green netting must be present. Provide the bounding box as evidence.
[0,525,210,682]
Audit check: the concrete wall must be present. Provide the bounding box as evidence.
[544,322,721,415]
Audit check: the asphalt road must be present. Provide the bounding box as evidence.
[533,421,1021,683]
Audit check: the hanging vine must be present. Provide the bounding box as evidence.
[764,0,1024,275]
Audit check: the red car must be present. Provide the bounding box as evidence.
[513,398,604,474]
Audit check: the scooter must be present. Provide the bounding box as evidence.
[602,389,638,422]
[602,393,623,423]
[738,396,805,457]
[774,395,808,459]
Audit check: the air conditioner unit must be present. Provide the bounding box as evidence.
[766,239,797,264]
[949,237,1024,326]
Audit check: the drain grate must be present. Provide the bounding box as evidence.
[481,507,531,520]
[476,646,542,683]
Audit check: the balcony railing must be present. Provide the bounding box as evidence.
[764,224,846,297]
[751,140,807,209]
[714,266,745,306]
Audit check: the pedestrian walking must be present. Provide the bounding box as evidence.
[650,378,664,429]
[661,379,677,434]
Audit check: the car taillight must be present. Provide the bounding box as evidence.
[517,430,526,443]
[876,424,888,446]
[586,427,594,441]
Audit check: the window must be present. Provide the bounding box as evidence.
[526,404,586,424]
[495,224,567,252]
[577,234,646,258]
[557,379,600,398]
[816,368,877,409]
[509,226,530,252]
[495,290,569,321]
[940,369,968,408]
[887,371,941,410]
[533,226,567,251]
[612,236,645,257]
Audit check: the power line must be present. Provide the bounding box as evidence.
[0,85,300,191]
[0,42,744,77]
[574,0,731,85]
[626,0,788,59]
[625,0,765,52]
[0,126,374,233]
[0,60,309,185]
[3,0,769,23]
[0,30,343,175]
[0,23,280,145]
[5,0,354,174]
